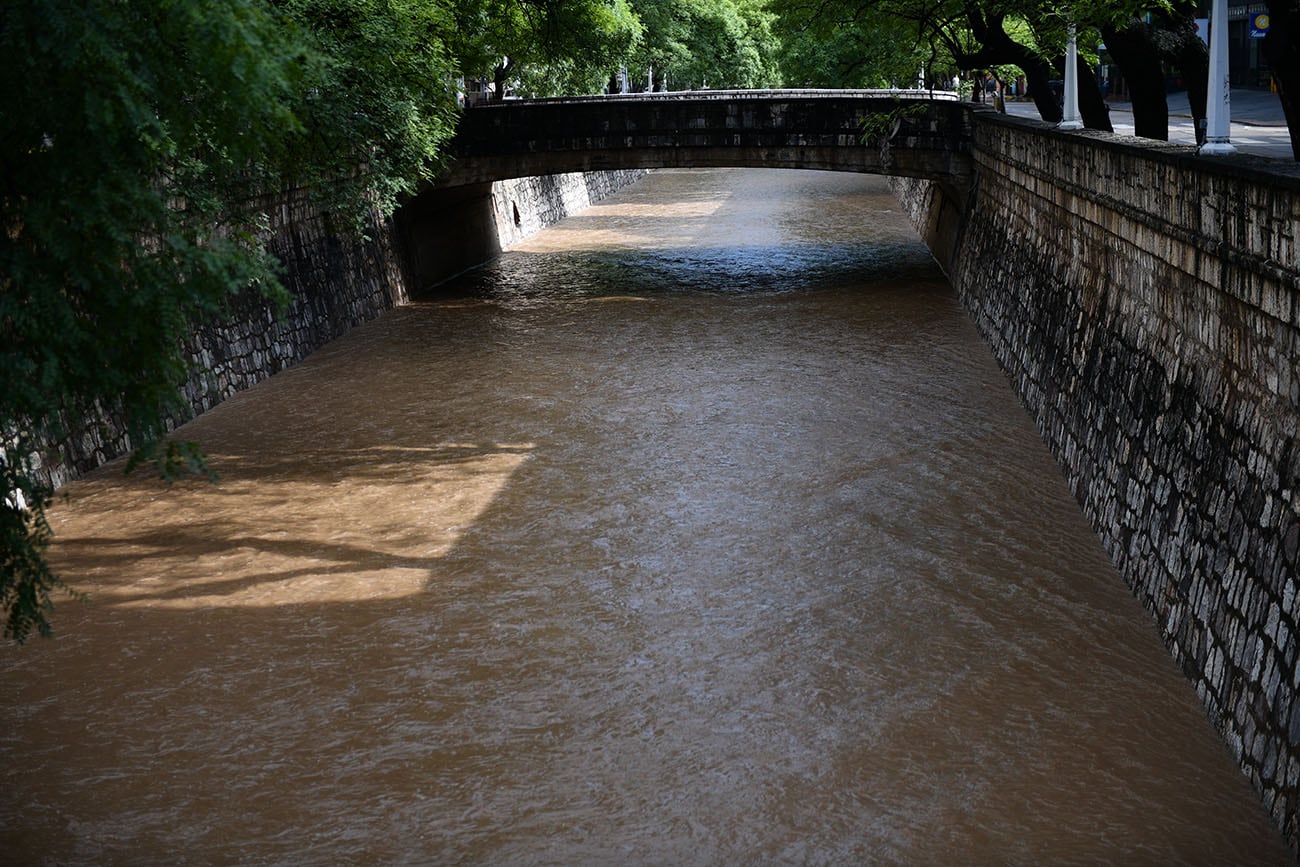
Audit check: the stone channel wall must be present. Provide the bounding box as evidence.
[492,170,648,249]
[392,170,647,292]
[32,170,645,490]
[30,189,408,492]
[895,112,1300,849]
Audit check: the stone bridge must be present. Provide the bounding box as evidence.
[435,90,973,190]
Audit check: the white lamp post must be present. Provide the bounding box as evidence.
[1059,24,1084,130]
[1202,0,1236,154]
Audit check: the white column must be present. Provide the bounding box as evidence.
[1202,0,1236,154]
[1059,25,1084,130]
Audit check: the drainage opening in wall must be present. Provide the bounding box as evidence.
[512,202,521,227]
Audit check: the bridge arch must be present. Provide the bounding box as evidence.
[400,91,975,291]
[435,90,973,188]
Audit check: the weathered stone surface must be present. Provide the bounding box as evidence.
[895,109,1300,854]
[491,170,647,249]
[438,91,973,191]
[26,191,408,491]
[31,171,644,489]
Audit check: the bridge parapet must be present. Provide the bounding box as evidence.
[437,90,973,188]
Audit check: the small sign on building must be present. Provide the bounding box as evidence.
[1250,13,1270,37]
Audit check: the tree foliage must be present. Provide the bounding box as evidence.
[768,0,1189,129]
[450,0,644,98]
[627,0,781,90]
[3,0,294,641]
[277,0,462,217]
[774,0,928,88]
[1,0,460,642]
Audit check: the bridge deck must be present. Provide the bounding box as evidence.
[468,88,962,106]
[438,90,973,187]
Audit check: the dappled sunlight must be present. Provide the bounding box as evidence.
[514,173,730,251]
[48,442,534,609]
[583,200,727,219]
[516,224,665,249]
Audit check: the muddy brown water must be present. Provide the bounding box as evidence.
[1,170,1290,864]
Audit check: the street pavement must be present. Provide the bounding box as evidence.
[1001,87,1296,162]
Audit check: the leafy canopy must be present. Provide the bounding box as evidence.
[451,0,644,97]
[1,0,460,642]
[629,0,781,91]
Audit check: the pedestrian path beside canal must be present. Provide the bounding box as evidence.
[1003,86,1295,160]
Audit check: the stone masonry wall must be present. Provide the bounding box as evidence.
[491,170,647,249]
[895,115,1300,849]
[31,189,408,492]
[182,191,410,417]
[394,170,647,291]
[34,170,647,490]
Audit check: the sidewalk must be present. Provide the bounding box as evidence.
[1003,87,1294,160]
[1130,87,1287,127]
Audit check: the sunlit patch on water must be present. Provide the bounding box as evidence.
[50,443,536,609]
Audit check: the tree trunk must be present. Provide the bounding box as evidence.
[1101,6,1209,142]
[1023,59,1063,123]
[1172,20,1210,144]
[1102,20,1170,139]
[961,10,1062,121]
[491,59,514,102]
[1076,55,1114,132]
[1264,0,1300,159]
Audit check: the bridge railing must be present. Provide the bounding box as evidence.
[467,89,963,108]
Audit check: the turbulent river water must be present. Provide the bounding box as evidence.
[1,169,1290,864]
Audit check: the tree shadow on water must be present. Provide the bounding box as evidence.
[45,441,537,611]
